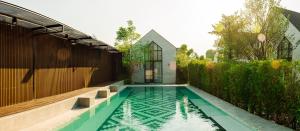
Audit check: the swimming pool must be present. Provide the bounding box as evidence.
[59,86,252,131]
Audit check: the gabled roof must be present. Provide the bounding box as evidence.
[282,8,300,31]
[0,1,118,53]
[136,29,177,49]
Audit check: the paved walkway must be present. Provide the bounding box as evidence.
[0,81,115,117]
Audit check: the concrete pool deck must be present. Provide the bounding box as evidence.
[0,84,293,131]
[23,86,128,131]
[0,81,126,131]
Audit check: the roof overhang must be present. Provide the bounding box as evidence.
[282,8,300,31]
[0,1,119,53]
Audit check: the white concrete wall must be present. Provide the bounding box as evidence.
[285,21,300,60]
[132,30,176,84]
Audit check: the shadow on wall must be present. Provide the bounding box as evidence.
[0,22,122,107]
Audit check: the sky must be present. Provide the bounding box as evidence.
[3,0,300,55]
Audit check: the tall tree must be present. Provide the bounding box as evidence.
[176,44,197,68]
[115,20,145,80]
[243,0,288,60]
[176,44,199,83]
[115,20,141,53]
[211,0,288,60]
[211,13,249,60]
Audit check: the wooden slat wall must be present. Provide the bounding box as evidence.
[0,23,121,107]
[112,53,122,80]
[0,22,34,107]
[89,50,113,86]
[34,35,106,98]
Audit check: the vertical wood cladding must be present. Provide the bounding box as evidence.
[0,23,34,107]
[0,23,121,107]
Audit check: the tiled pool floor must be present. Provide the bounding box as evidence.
[60,86,254,131]
[98,87,223,131]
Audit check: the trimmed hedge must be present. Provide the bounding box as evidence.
[185,60,300,129]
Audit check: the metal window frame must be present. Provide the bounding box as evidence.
[144,41,163,83]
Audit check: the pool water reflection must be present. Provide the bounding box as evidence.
[98,87,224,131]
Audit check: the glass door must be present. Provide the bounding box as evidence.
[144,42,162,83]
[145,61,154,83]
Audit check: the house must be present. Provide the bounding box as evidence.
[279,8,300,60]
[131,30,176,84]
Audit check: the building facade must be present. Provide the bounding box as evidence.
[132,30,176,84]
[279,9,300,60]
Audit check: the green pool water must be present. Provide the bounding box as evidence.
[59,86,252,131]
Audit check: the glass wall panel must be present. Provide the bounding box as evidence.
[154,62,162,83]
[144,41,162,83]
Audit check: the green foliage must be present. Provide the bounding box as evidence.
[183,60,300,129]
[176,44,198,68]
[176,44,200,84]
[211,0,289,61]
[199,55,205,60]
[115,20,141,47]
[244,0,289,59]
[115,20,141,66]
[177,48,190,68]
[120,43,147,66]
[205,49,216,60]
[115,20,146,81]
[211,13,249,60]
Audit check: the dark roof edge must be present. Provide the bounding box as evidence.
[0,1,119,53]
[280,7,300,31]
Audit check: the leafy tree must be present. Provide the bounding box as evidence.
[115,20,141,66]
[115,20,141,53]
[211,0,288,61]
[206,49,217,60]
[243,0,288,60]
[115,20,140,46]
[211,13,249,60]
[115,20,146,80]
[176,44,200,83]
[176,44,197,68]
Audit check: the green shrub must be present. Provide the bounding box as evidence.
[182,60,300,129]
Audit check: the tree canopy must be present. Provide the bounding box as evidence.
[115,20,141,54]
[176,44,199,68]
[115,20,147,80]
[211,0,289,61]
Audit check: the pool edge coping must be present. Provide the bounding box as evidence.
[185,85,293,131]
[54,85,128,131]
[55,84,293,131]
[20,81,127,131]
[124,84,293,131]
